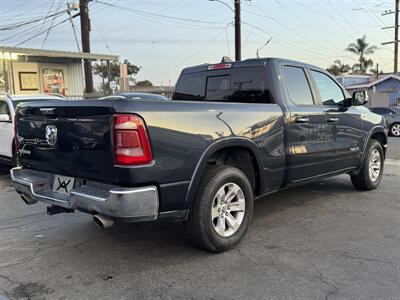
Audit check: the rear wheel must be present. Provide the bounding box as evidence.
[184,166,254,252]
[390,123,400,137]
[351,140,384,190]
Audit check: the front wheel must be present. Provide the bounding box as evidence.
[351,140,384,190]
[184,166,254,252]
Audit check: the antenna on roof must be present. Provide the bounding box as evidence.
[256,37,273,58]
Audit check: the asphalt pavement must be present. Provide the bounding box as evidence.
[0,138,399,299]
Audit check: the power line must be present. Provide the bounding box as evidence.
[327,1,362,37]
[0,16,61,43]
[41,0,64,48]
[0,9,66,30]
[67,2,81,51]
[294,1,382,28]
[13,16,71,47]
[37,0,56,34]
[94,0,224,25]
[6,0,31,13]
[314,2,355,40]
[243,6,342,56]
[150,27,229,81]
[276,1,353,50]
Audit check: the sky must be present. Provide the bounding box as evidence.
[0,0,398,86]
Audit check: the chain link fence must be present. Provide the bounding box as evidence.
[64,86,175,100]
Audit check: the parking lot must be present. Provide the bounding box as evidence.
[0,138,399,299]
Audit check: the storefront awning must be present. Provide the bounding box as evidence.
[0,45,118,61]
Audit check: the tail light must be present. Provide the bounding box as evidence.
[208,63,232,70]
[113,114,152,165]
[14,114,19,155]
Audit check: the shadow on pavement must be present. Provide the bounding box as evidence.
[52,175,358,256]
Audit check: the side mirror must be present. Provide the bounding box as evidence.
[0,114,11,122]
[352,91,368,106]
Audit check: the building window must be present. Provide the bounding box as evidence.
[42,68,65,95]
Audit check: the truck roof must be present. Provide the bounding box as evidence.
[181,57,324,74]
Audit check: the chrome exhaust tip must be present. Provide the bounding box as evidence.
[93,214,114,229]
[21,194,37,205]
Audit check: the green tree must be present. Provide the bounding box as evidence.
[345,35,377,74]
[327,60,351,76]
[93,59,141,86]
[352,58,374,74]
[135,80,153,87]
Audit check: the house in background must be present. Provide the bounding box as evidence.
[0,46,118,99]
[336,74,371,87]
[337,74,400,107]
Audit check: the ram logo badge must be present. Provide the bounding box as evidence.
[45,125,58,146]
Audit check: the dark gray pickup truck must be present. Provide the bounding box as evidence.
[11,58,387,252]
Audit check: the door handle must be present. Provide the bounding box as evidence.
[295,117,310,123]
[327,117,339,123]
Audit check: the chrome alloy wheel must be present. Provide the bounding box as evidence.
[391,124,400,137]
[369,149,381,182]
[211,183,245,237]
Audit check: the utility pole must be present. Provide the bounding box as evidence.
[381,0,399,73]
[395,0,399,73]
[234,0,241,61]
[80,0,93,93]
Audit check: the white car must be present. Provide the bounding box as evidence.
[0,94,64,165]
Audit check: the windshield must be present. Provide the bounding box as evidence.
[173,66,273,103]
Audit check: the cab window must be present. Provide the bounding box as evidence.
[282,66,314,106]
[310,70,345,106]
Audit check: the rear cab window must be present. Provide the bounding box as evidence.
[173,66,273,104]
[282,65,314,106]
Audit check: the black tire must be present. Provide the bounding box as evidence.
[184,165,254,252]
[351,140,384,190]
[389,123,400,137]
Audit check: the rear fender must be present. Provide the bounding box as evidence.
[184,137,264,208]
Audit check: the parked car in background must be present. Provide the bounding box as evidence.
[99,93,169,101]
[369,106,400,137]
[11,58,387,252]
[0,94,64,165]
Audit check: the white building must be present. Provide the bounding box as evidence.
[0,46,118,99]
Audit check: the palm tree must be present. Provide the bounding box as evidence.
[352,58,374,74]
[346,35,377,74]
[327,60,351,76]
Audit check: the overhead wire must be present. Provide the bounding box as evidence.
[41,0,64,48]
[94,0,225,25]
[13,16,70,47]
[274,1,354,50]
[0,9,66,31]
[37,0,56,34]
[150,26,230,82]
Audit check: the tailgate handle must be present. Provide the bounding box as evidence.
[295,117,310,123]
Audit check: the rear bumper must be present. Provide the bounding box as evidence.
[10,167,159,221]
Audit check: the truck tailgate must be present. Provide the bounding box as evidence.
[16,102,115,182]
